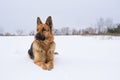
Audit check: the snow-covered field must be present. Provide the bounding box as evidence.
[0,36,120,80]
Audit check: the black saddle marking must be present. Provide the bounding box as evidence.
[28,34,45,59]
[28,43,34,59]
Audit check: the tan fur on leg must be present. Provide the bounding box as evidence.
[47,42,55,70]
[34,61,47,70]
[48,61,54,70]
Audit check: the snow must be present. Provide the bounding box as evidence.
[0,36,120,80]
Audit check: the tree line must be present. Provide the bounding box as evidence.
[0,18,120,36]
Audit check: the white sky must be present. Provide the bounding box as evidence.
[0,0,120,33]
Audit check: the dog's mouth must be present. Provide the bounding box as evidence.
[36,33,45,41]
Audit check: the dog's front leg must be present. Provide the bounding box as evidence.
[48,60,54,70]
[47,41,55,70]
[34,51,47,70]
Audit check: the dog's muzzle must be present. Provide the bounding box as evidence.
[36,33,45,41]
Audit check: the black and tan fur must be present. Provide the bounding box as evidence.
[28,16,55,70]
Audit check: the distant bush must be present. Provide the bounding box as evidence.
[0,33,4,36]
[4,33,15,36]
[29,30,35,36]
[107,24,120,33]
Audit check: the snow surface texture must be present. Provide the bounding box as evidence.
[0,36,120,80]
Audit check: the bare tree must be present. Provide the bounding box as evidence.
[72,29,81,35]
[72,29,77,35]
[16,29,24,36]
[61,27,70,35]
[4,32,11,36]
[53,28,60,35]
[97,18,104,34]
[86,27,97,34]
[29,30,35,36]
[105,18,113,28]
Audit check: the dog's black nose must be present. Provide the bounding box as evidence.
[36,34,45,41]
[42,28,46,32]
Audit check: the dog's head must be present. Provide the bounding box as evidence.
[36,16,53,39]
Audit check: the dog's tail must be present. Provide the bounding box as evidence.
[28,43,34,60]
[54,52,59,55]
[28,49,34,59]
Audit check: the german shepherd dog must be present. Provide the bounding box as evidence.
[28,16,55,70]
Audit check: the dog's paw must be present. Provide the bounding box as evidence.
[34,62,48,70]
[48,61,54,70]
[41,63,48,70]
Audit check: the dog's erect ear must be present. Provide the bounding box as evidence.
[37,17,42,25]
[45,16,53,33]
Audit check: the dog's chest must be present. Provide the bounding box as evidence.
[40,42,50,51]
[33,40,50,51]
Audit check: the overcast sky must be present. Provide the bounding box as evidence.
[0,0,120,33]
